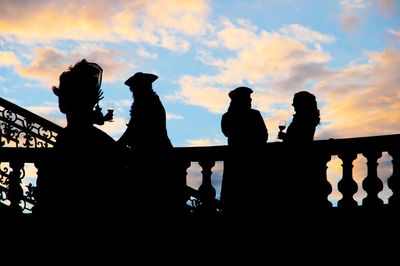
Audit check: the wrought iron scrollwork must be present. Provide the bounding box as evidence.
[0,97,62,148]
[0,97,63,214]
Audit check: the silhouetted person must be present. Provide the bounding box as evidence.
[34,59,127,229]
[278,91,320,143]
[277,91,328,211]
[118,72,186,219]
[220,86,269,216]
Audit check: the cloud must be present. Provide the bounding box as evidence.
[388,29,400,37]
[216,17,259,50]
[0,0,211,51]
[26,103,59,117]
[16,48,68,87]
[317,48,400,139]
[340,0,372,10]
[144,0,211,36]
[136,48,158,59]
[0,51,20,66]
[172,20,332,116]
[338,0,399,32]
[0,0,211,85]
[166,113,184,120]
[95,117,127,139]
[172,18,400,143]
[339,0,372,31]
[280,24,335,44]
[176,75,230,114]
[15,46,130,87]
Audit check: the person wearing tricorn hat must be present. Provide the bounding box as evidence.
[220,86,269,217]
[118,72,187,218]
[118,72,172,150]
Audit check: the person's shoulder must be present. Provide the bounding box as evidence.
[249,108,262,116]
[221,111,231,120]
[90,126,116,143]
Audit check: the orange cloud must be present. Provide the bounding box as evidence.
[0,51,20,66]
[174,20,400,146]
[177,75,230,114]
[16,46,130,86]
[0,0,210,50]
[173,20,332,117]
[317,48,400,139]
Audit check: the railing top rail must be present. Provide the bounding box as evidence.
[173,133,400,160]
[313,134,400,155]
[0,133,399,161]
[0,97,63,133]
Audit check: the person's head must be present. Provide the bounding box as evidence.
[228,86,253,110]
[124,72,158,98]
[52,59,104,122]
[292,91,317,111]
[292,90,320,124]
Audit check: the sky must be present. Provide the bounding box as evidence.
[1,0,399,204]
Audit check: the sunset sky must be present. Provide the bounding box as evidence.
[1,0,399,203]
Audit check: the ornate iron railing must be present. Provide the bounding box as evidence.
[0,96,223,215]
[0,97,62,215]
[0,97,62,148]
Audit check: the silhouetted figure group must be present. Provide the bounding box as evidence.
[33,58,328,228]
[220,88,327,217]
[34,59,189,235]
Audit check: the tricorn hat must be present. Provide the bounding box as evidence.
[124,72,158,87]
[228,86,253,99]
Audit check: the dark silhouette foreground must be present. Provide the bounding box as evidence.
[118,72,187,218]
[34,59,127,229]
[220,86,269,216]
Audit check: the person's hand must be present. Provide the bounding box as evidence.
[92,106,105,125]
[277,131,286,140]
[103,109,114,122]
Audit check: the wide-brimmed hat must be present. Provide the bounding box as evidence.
[124,72,158,87]
[228,86,253,99]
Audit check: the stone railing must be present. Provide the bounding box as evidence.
[1,96,400,218]
[1,134,400,217]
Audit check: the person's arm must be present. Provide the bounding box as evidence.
[117,116,133,147]
[277,131,287,141]
[255,110,269,142]
[221,113,231,138]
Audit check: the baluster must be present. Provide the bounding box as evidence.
[175,159,191,211]
[337,153,358,208]
[7,160,24,215]
[362,151,383,207]
[197,160,216,216]
[313,152,333,208]
[388,150,400,207]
